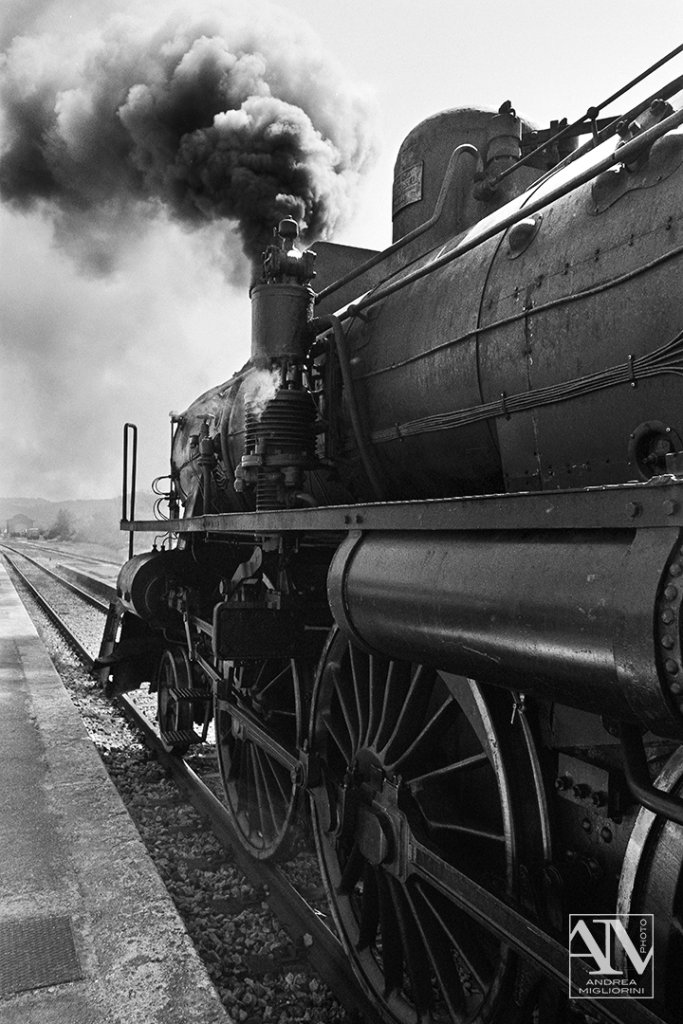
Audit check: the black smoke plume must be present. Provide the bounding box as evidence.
[0,4,376,269]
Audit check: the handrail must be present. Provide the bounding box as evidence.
[316,145,478,303]
[507,72,683,188]
[492,45,683,186]
[122,422,138,560]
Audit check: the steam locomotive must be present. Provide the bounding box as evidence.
[99,59,683,1024]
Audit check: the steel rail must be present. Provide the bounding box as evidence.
[0,542,110,612]
[8,538,121,569]
[2,549,99,666]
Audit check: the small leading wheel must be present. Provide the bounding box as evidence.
[309,631,549,1024]
[156,647,197,754]
[215,658,306,861]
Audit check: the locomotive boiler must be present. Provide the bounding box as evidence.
[99,55,683,1024]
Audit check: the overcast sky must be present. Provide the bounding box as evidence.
[1,0,682,501]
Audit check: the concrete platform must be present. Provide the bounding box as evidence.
[0,562,233,1024]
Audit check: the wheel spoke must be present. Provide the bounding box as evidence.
[404,882,468,1017]
[267,708,297,720]
[263,750,291,806]
[374,659,411,751]
[378,664,436,764]
[408,751,489,788]
[424,819,506,843]
[349,643,371,746]
[416,882,493,994]
[380,663,427,738]
[386,695,454,773]
[365,653,385,746]
[331,662,361,752]
[255,662,291,699]
[389,875,434,1016]
[252,746,275,841]
[322,706,354,763]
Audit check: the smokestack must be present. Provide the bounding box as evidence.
[250,217,316,366]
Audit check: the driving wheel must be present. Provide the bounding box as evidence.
[309,631,550,1023]
[215,657,307,861]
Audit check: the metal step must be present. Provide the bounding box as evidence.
[166,687,211,702]
[160,729,202,748]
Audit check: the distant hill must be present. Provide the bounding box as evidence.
[0,493,158,553]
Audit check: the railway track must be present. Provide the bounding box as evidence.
[0,543,376,1023]
[4,537,122,569]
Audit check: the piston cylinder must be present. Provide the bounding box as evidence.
[327,526,683,738]
[117,549,203,623]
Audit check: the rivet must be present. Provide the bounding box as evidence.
[665,585,678,601]
[665,659,679,674]
[670,682,682,694]
[671,563,682,577]
[662,609,675,624]
[600,827,613,843]
[661,635,675,649]
[581,818,592,833]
